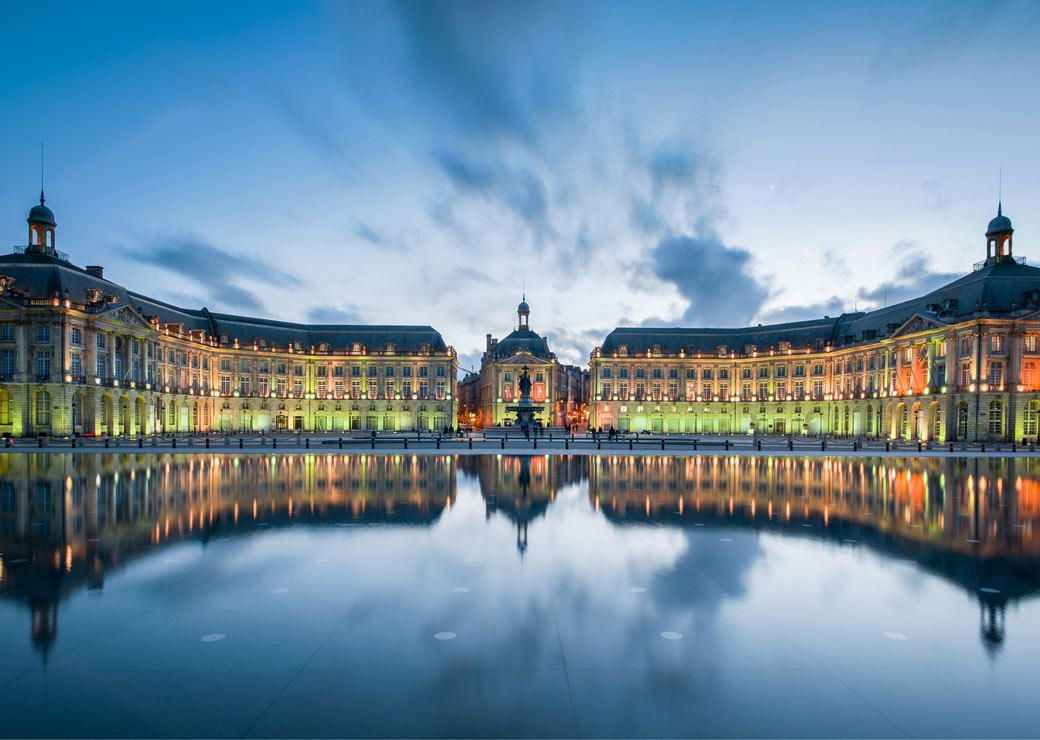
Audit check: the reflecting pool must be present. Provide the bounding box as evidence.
[1,453,1039,737]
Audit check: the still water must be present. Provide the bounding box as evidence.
[1,453,1039,738]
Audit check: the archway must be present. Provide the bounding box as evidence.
[71,391,85,434]
[33,390,51,434]
[1025,400,1040,440]
[102,394,114,437]
[911,402,922,440]
[118,394,130,436]
[895,403,907,440]
[957,401,969,440]
[135,397,147,436]
[928,402,941,442]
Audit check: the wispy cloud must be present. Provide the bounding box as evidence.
[124,230,302,314]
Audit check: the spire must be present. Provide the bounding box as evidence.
[998,201,1002,217]
[40,189,45,206]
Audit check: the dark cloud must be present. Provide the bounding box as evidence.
[649,233,770,327]
[758,297,849,325]
[124,231,301,314]
[305,305,364,324]
[390,0,579,143]
[435,151,552,244]
[856,246,961,307]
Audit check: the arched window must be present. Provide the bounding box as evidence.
[1025,401,1040,437]
[957,402,969,439]
[35,391,50,427]
[988,400,1003,436]
[932,406,941,439]
[866,405,874,436]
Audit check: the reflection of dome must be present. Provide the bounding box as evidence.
[28,194,56,227]
[987,204,1012,235]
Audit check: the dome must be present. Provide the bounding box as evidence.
[494,328,551,360]
[518,299,530,313]
[27,193,55,227]
[987,204,1012,235]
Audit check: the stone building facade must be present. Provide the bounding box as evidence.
[458,298,587,430]
[589,206,1040,442]
[0,196,457,437]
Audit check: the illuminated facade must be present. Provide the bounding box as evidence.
[0,196,457,436]
[459,298,587,429]
[590,206,1040,442]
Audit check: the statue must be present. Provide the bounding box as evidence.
[518,365,532,399]
[506,364,544,438]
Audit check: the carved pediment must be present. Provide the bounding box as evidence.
[99,303,155,330]
[888,313,948,338]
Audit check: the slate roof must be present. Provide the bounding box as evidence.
[600,260,1040,356]
[0,252,449,353]
[491,327,553,360]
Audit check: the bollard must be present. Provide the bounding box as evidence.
[306,438,310,449]
[981,443,985,452]
[172,438,176,448]
[239,438,244,449]
[436,438,440,449]
[693,440,698,451]
[821,439,826,451]
[757,439,762,451]
[38,437,43,448]
[533,438,538,449]
[339,437,343,449]
[885,440,890,452]
[629,439,633,450]
[273,438,277,449]
[371,438,375,449]
[404,439,408,449]
[565,439,569,450]
[105,438,109,448]
[950,443,954,452]
[661,439,665,451]
[469,438,474,450]
[138,437,143,449]
[725,440,730,451]
[788,439,793,451]
[71,438,76,449]
[1013,442,1017,453]
[501,438,505,449]
[597,439,601,450]
[206,438,210,448]
[917,441,922,452]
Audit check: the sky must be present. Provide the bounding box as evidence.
[1,0,1038,374]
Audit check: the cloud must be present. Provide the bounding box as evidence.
[856,245,961,307]
[124,230,302,314]
[306,305,365,324]
[435,151,552,244]
[757,297,849,325]
[648,233,771,327]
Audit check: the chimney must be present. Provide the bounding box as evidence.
[86,265,104,279]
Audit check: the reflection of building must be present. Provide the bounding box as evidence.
[590,207,1040,442]
[0,195,457,437]
[589,454,1040,652]
[457,299,587,429]
[459,453,588,553]
[0,453,455,657]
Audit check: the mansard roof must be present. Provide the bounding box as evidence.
[600,261,1040,356]
[0,252,449,354]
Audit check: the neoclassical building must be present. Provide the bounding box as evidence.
[589,206,1040,442]
[0,195,457,437]
[457,298,587,430]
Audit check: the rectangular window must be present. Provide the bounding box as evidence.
[70,327,82,345]
[240,377,250,395]
[758,382,768,398]
[1,349,14,376]
[220,358,231,372]
[351,366,361,377]
[294,365,304,376]
[96,333,106,349]
[991,335,1004,353]
[317,380,326,397]
[619,368,629,379]
[277,378,287,396]
[402,381,412,397]
[240,359,250,373]
[385,366,394,377]
[813,380,823,398]
[435,381,445,400]
[602,382,611,398]
[0,324,13,342]
[961,363,971,387]
[293,380,303,395]
[385,381,394,398]
[96,356,106,378]
[436,366,445,378]
[1027,336,1038,353]
[259,378,269,396]
[989,362,1004,386]
[37,325,50,342]
[220,376,231,394]
[36,350,51,378]
[776,381,787,398]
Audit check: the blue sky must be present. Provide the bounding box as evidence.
[2,0,1038,372]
